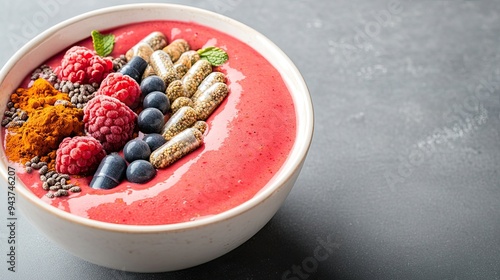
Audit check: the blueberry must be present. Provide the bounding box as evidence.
[140,75,166,97]
[143,91,170,114]
[137,107,165,134]
[143,133,167,151]
[123,139,151,163]
[120,56,148,84]
[90,153,127,190]
[126,160,157,184]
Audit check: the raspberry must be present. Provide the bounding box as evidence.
[58,46,113,84]
[84,95,137,153]
[96,72,141,108]
[55,136,106,175]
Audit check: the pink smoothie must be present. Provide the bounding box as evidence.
[3,20,296,225]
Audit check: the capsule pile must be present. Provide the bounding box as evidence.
[106,31,231,187]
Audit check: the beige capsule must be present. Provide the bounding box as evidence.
[142,64,156,79]
[150,50,180,86]
[181,59,213,98]
[150,127,203,169]
[125,32,168,62]
[171,97,194,114]
[141,31,168,51]
[191,72,227,101]
[163,39,190,62]
[161,106,198,141]
[193,120,208,134]
[193,82,229,121]
[166,80,188,104]
[173,50,201,77]
[125,42,154,62]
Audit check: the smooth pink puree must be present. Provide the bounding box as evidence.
[5,20,296,225]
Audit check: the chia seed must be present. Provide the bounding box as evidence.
[46,178,55,186]
[39,165,48,175]
[53,189,68,197]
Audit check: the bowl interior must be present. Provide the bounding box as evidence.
[0,3,313,232]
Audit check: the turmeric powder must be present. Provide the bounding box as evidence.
[5,78,84,169]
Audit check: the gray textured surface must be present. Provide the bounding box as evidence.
[0,0,499,279]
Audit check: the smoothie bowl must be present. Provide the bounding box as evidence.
[0,3,313,272]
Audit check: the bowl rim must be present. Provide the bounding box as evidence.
[0,3,314,233]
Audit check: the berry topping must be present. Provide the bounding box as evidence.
[119,56,148,84]
[143,133,166,152]
[143,91,170,114]
[137,107,165,134]
[58,46,113,84]
[126,160,157,184]
[140,75,166,97]
[55,136,106,175]
[97,72,142,108]
[123,139,151,163]
[83,95,137,153]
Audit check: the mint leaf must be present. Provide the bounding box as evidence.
[197,47,229,66]
[91,30,115,57]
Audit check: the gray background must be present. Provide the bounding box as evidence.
[1,0,500,279]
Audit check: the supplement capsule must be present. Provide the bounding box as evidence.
[162,39,190,62]
[150,50,179,86]
[125,42,154,62]
[90,153,127,190]
[142,64,156,79]
[170,97,194,114]
[193,82,229,120]
[161,106,198,141]
[141,31,168,51]
[181,59,213,98]
[173,50,200,77]
[125,31,168,62]
[191,72,227,100]
[166,80,188,104]
[193,120,208,134]
[150,127,203,169]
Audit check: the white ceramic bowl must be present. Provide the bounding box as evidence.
[0,4,313,272]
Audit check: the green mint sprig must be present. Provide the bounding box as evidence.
[197,47,229,66]
[91,30,115,57]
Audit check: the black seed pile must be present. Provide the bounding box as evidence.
[112,54,128,72]
[30,64,59,85]
[54,80,98,109]
[1,103,28,128]
[25,156,81,198]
